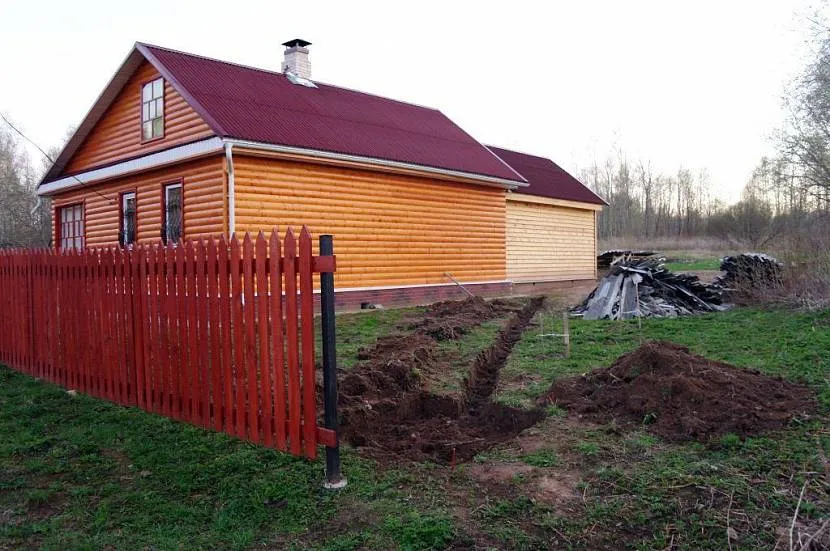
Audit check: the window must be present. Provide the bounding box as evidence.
[58,203,84,251]
[163,183,183,244]
[141,78,164,141]
[120,191,137,246]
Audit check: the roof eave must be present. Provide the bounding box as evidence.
[223,138,528,189]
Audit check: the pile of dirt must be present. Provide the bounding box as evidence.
[539,342,817,442]
[339,296,546,463]
[409,296,523,340]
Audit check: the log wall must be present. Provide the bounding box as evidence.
[506,195,598,282]
[232,154,507,288]
[51,155,226,247]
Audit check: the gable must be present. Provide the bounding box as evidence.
[60,59,214,176]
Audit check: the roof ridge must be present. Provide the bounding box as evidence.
[138,42,441,112]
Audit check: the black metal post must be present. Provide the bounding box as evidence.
[319,235,346,488]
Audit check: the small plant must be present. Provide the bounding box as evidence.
[546,404,567,417]
[520,448,559,468]
[576,442,600,457]
[719,433,742,449]
[383,511,455,551]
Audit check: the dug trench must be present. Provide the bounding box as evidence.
[338,296,547,464]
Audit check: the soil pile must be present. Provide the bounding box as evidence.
[339,296,546,463]
[410,296,522,340]
[539,342,817,442]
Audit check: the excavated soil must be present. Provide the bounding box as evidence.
[539,341,817,442]
[408,296,524,340]
[339,296,546,463]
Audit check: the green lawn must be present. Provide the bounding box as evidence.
[662,257,722,272]
[2,305,828,550]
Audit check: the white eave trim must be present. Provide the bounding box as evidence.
[222,138,529,189]
[37,137,225,196]
[37,135,528,196]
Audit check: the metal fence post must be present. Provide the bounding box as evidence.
[319,234,346,489]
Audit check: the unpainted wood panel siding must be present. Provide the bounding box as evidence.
[233,155,507,288]
[63,60,214,175]
[52,155,226,247]
[506,198,596,282]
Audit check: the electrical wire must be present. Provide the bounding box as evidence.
[0,113,115,204]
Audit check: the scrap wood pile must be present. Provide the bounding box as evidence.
[573,258,724,320]
[596,249,656,268]
[715,253,783,289]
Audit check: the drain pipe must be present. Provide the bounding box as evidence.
[224,142,235,236]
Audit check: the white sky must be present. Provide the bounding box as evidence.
[1,0,819,203]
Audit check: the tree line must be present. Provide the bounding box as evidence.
[586,17,830,251]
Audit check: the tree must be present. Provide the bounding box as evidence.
[0,126,47,248]
[779,17,830,211]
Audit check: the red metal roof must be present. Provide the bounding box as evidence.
[140,44,524,183]
[487,146,606,205]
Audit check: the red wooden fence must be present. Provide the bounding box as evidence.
[0,227,337,460]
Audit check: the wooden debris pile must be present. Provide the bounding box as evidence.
[574,259,725,320]
[596,249,656,268]
[715,253,783,290]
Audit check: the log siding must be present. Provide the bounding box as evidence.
[506,195,597,282]
[51,156,225,247]
[63,61,214,175]
[232,155,507,289]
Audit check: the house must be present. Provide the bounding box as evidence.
[38,40,605,309]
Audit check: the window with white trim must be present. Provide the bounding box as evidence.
[120,191,136,246]
[59,203,84,251]
[141,78,164,140]
[163,183,183,244]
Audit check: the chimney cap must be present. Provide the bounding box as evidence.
[282,38,311,48]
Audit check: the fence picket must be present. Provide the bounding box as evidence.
[183,241,198,422]
[255,232,272,447]
[269,230,287,451]
[299,227,317,459]
[103,248,116,401]
[174,243,187,419]
[230,236,246,438]
[207,239,223,432]
[196,240,211,428]
[218,236,233,434]
[284,229,302,456]
[242,234,259,443]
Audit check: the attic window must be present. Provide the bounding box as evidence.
[141,78,164,141]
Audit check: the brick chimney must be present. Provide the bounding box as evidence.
[281,39,312,79]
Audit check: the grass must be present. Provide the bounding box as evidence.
[663,257,722,272]
[314,306,414,369]
[2,303,829,549]
[0,367,459,550]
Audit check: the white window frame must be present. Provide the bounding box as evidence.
[121,191,137,246]
[141,77,164,141]
[164,182,183,244]
[59,203,84,251]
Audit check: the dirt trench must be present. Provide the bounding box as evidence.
[339,296,547,463]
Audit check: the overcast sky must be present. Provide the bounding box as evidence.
[1,0,820,202]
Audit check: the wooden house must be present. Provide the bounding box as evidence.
[38,40,605,308]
